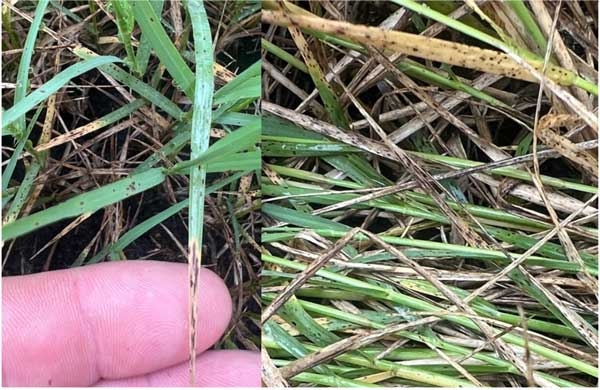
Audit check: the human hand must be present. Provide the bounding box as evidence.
[2,261,260,387]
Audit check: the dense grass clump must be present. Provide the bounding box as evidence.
[261,0,598,387]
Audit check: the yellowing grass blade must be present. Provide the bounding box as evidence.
[261,10,583,90]
[186,0,214,385]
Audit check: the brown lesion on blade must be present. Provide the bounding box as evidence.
[188,239,201,386]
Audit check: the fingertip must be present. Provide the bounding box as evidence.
[197,266,233,335]
[3,261,234,386]
[95,350,261,387]
[194,350,261,387]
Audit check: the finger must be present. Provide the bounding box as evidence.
[95,350,261,387]
[3,261,232,386]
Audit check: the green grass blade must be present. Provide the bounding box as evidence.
[2,55,123,131]
[262,38,308,73]
[507,0,547,54]
[213,75,261,105]
[186,0,213,384]
[136,0,165,74]
[2,105,44,192]
[206,151,261,172]
[279,295,340,346]
[212,60,261,103]
[262,203,349,232]
[4,156,42,224]
[130,0,194,97]
[409,150,597,194]
[73,46,184,121]
[288,372,381,388]
[110,0,138,74]
[264,319,334,375]
[2,168,165,241]
[168,117,260,173]
[12,0,50,138]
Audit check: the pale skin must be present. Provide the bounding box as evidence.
[2,261,260,387]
